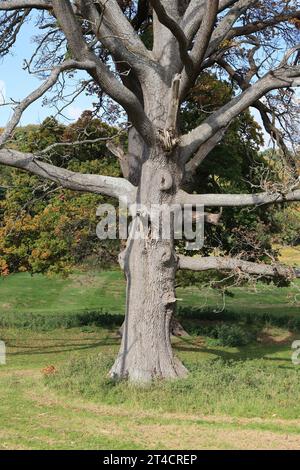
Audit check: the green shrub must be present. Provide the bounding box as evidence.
[210,324,256,347]
[0,309,124,330]
[1,303,299,332]
[177,306,300,331]
[288,317,300,332]
[188,323,255,347]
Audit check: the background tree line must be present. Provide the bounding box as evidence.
[0,73,299,278]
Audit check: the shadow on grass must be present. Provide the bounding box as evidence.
[7,338,120,356]
[174,336,293,364]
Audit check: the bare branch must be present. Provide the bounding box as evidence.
[0,0,51,10]
[0,59,96,147]
[192,0,219,63]
[180,62,300,162]
[204,0,257,59]
[219,0,242,10]
[178,255,300,279]
[78,0,152,64]
[184,127,228,174]
[51,0,155,145]
[217,54,290,154]
[182,0,240,44]
[0,9,30,56]
[228,10,300,40]
[180,0,219,99]
[182,0,205,42]
[216,56,296,162]
[0,148,135,201]
[41,134,122,155]
[176,189,300,207]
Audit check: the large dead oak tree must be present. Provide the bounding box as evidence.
[0,0,300,382]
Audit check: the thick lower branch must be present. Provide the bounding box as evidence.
[184,128,227,172]
[178,255,300,279]
[176,189,300,207]
[0,149,135,201]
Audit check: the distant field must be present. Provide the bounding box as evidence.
[0,271,125,315]
[278,245,300,267]
[0,270,299,319]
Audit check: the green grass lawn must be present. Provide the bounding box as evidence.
[0,270,299,317]
[1,326,300,449]
[0,271,125,314]
[0,268,300,449]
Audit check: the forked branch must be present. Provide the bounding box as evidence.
[0,59,96,147]
[180,62,300,162]
[180,0,219,99]
[150,0,193,71]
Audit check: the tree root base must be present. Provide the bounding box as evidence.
[109,357,188,384]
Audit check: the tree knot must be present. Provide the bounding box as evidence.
[158,169,173,191]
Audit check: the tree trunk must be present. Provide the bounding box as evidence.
[110,145,188,383]
[110,237,188,383]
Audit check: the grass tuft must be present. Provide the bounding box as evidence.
[45,352,300,419]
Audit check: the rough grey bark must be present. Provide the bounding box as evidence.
[110,124,188,380]
[111,236,188,382]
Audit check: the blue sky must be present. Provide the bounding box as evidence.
[0,18,93,127]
